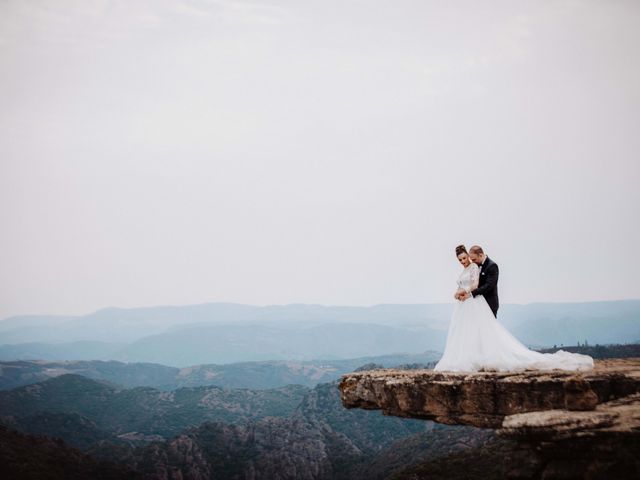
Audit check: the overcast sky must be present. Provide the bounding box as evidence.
[1,0,639,320]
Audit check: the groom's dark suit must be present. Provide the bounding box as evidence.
[471,256,499,317]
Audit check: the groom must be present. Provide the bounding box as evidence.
[460,245,500,318]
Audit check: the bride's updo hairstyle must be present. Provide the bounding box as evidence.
[455,244,467,257]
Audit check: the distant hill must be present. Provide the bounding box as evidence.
[0,359,179,391]
[537,343,640,359]
[0,341,127,363]
[0,303,452,344]
[0,353,441,391]
[0,374,308,440]
[1,300,638,366]
[112,322,446,365]
[499,300,640,347]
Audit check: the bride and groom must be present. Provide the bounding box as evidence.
[434,245,594,372]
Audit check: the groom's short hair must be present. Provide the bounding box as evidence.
[469,245,484,255]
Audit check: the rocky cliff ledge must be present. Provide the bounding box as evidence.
[340,359,640,478]
[339,358,639,429]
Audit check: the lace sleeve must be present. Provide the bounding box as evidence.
[465,264,480,293]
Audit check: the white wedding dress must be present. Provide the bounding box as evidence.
[433,262,594,372]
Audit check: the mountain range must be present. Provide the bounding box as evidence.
[1,301,638,367]
[0,352,440,391]
[0,372,495,479]
[1,343,636,479]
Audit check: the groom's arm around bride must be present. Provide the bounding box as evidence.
[470,256,499,317]
[458,245,499,317]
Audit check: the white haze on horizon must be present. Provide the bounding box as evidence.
[1,0,639,320]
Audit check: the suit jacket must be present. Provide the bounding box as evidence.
[471,256,499,317]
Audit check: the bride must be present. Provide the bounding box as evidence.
[433,244,594,372]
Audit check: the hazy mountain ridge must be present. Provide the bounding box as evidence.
[1,301,637,367]
[0,353,441,391]
[539,343,640,358]
[113,322,446,366]
[0,303,451,344]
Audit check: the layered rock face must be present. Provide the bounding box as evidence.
[339,358,640,479]
[339,358,639,428]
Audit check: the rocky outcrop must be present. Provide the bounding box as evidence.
[339,358,640,479]
[339,358,640,428]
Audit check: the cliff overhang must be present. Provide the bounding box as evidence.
[339,358,640,433]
